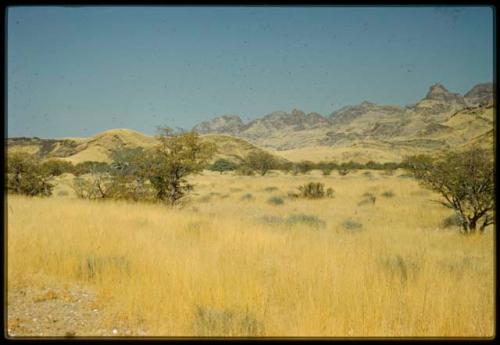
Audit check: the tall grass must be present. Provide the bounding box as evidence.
[7,171,495,337]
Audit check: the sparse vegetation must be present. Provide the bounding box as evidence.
[7,170,494,337]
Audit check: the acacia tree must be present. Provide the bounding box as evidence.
[245,151,278,176]
[404,147,494,234]
[209,158,237,174]
[145,128,215,205]
[72,163,114,199]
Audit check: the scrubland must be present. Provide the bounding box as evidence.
[7,170,495,337]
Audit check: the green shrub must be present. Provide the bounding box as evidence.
[263,186,279,192]
[287,214,326,229]
[267,196,284,205]
[241,193,254,201]
[342,219,363,232]
[298,182,332,199]
[381,191,395,198]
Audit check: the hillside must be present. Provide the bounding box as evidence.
[6,129,286,165]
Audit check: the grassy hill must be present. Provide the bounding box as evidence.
[6,129,288,165]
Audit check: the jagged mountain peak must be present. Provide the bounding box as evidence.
[424,83,464,103]
[464,82,495,106]
[192,114,244,135]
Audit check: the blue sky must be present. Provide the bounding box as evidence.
[7,6,494,138]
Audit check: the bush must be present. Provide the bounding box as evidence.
[381,191,395,198]
[263,186,278,192]
[342,219,363,232]
[267,196,284,205]
[358,192,376,205]
[287,214,326,229]
[338,168,350,176]
[240,193,254,201]
[296,161,314,175]
[298,182,333,199]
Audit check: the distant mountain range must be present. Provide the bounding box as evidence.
[6,82,494,164]
[192,82,495,158]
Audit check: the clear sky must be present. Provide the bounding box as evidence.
[7,6,494,138]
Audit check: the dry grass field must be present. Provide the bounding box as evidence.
[6,170,495,337]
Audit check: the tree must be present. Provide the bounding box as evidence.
[145,128,215,205]
[404,147,494,234]
[109,147,151,201]
[72,163,115,199]
[6,152,54,196]
[209,158,238,174]
[245,151,278,176]
[297,160,314,175]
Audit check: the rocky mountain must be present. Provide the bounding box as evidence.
[193,115,244,135]
[464,82,495,106]
[190,82,494,162]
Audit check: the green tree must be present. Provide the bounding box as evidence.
[145,128,215,205]
[245,151,278,176]
[209,158,238,174]
[109,147,151,201]
[404,148,494,234]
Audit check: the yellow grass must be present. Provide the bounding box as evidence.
[6,170,495,337]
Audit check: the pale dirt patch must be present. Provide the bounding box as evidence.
[7,279,147,338]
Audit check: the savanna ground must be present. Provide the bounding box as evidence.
[6,169,495,338]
